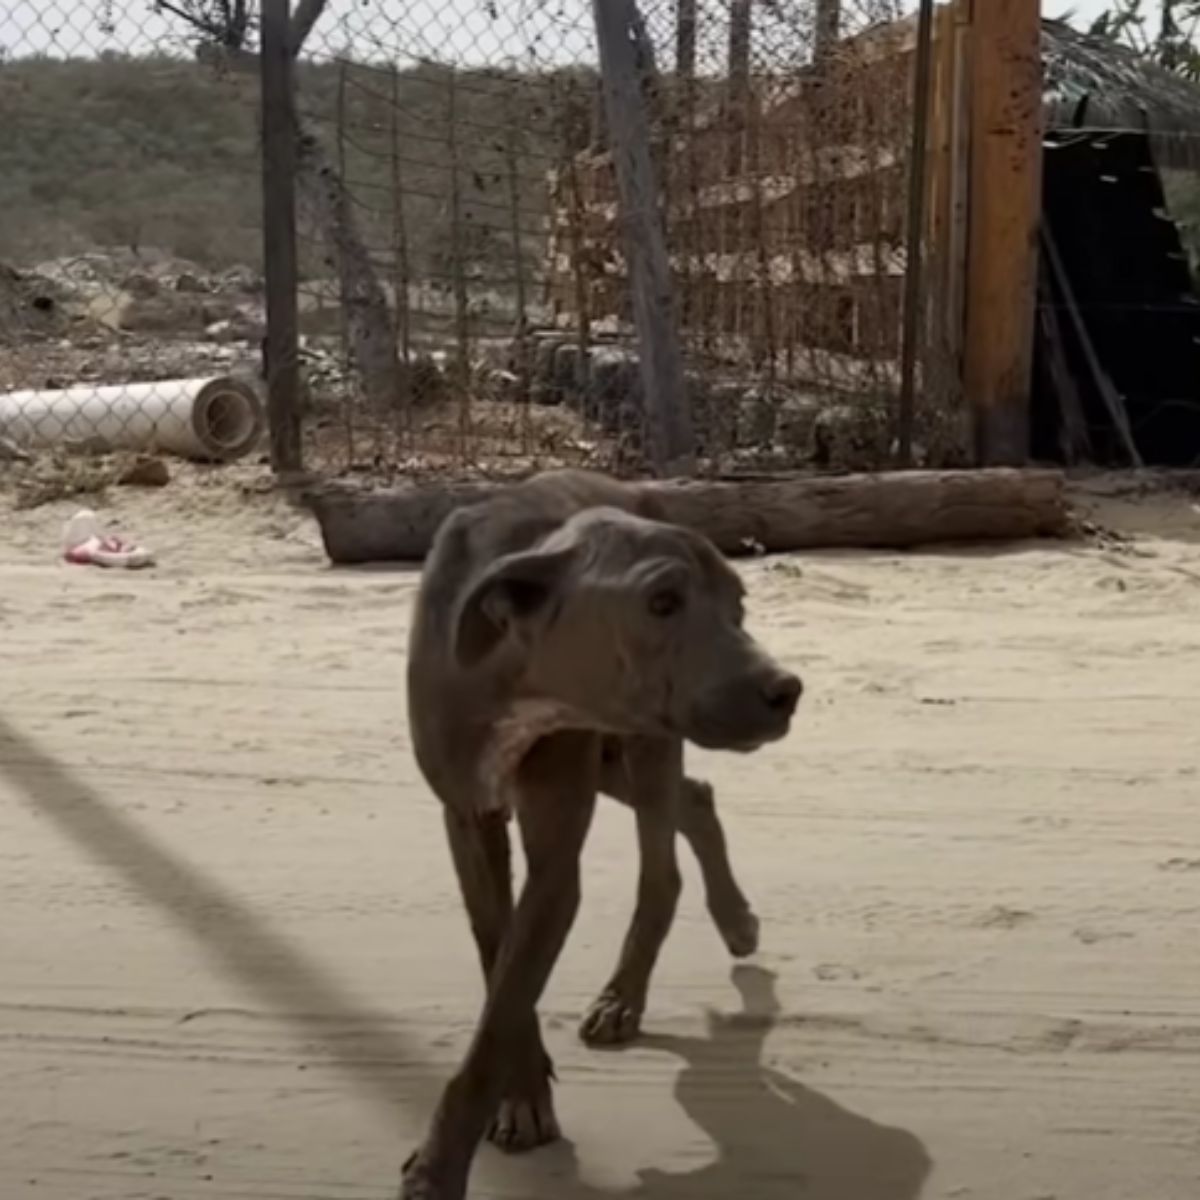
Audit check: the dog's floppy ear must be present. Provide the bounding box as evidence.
[452,543,575,668]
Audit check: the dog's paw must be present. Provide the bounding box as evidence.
[714,904,760,959]
[488,1088,561,1153]
[579,992,642,1046]
[399,1152,463,1200]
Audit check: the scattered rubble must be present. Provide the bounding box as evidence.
[28,250,266,339]
[2,247,910,480]
[515,327,886,467]
[117,456,171,488]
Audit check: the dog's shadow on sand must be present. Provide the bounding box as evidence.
[0,722,929,1200]
[536,965,932,1200]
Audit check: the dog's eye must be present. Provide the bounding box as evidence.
[648,588,685,618]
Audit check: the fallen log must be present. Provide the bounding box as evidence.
[305,468,1069,565]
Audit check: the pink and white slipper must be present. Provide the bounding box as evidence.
[62,509,155,570]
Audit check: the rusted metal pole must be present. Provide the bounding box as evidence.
[260,0,303,474]
[896,0,937,466]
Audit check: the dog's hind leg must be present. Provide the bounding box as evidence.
[583,738,760,1047]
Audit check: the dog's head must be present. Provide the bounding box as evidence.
[452,507,801,751]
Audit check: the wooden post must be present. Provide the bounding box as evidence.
[962,0,1042,465]
[592,0,695,474]
[260,0,303,475]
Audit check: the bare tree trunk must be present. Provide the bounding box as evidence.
[593,0,696,474]
[296,129,398,413]
[194,0,399,416]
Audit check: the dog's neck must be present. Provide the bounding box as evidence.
[477,697,603,814]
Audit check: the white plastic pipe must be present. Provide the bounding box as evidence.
[0,376,265,462]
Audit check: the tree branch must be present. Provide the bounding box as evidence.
[155,0,226,42]
[161,0,328,56]
[288,0,328,54]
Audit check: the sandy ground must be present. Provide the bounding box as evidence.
[3,472,1200,1200]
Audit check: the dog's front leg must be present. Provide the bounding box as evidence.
[400,731,599,1200]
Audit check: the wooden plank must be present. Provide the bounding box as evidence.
[962,0,1042,465]
[305,469,1070,565]
[559,9,936,158]
[552,245,905,286]
[917,0,967,412]
[557,147,904,219]
[1041,222,1142,467]
[1035,259,1092,465]
[592,0,695,474]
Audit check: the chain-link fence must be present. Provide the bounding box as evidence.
[0,0,274,505]
[6,3,1200,496]
[0,0,957,496]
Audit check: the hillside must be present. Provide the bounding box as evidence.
[0,53,589,282]
[0,56,261,269]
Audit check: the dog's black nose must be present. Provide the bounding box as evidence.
[761,672,803,716]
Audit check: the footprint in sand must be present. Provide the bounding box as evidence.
[1020,814,1072,831]
[1158,857,1200,872]
[974,905,1036,930]
[180,586,258,609]
[814,962,862,982]
[1073,927,1134,945]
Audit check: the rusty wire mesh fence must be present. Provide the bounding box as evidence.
[291,0,956,480]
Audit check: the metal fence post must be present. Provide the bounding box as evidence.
[260,0,304,476]
[896,0,937,467]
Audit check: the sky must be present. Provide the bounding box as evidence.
[1,0,1116,69]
